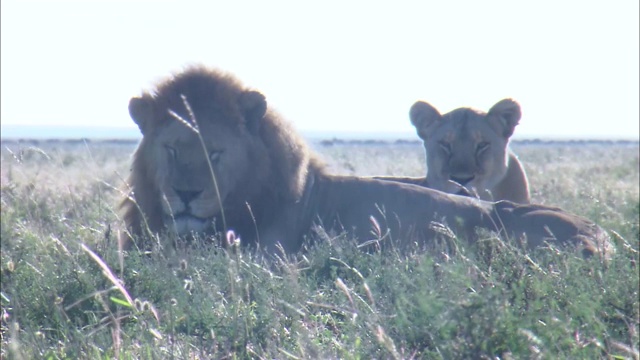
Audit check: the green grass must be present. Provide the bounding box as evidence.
[1,139,638,359]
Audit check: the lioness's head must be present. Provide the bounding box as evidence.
[410,99,521,198]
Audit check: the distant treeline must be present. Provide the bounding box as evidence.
[316,138,639,147]
[1,137,638,148]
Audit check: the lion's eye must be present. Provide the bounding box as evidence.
[476,142,490,155]
[165,145,177,161]
[209,150,224,163]
[438,141,451,155]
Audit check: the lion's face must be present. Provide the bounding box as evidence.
[128,87,269,237]
[410,99,521,198]
[152,120,253,235]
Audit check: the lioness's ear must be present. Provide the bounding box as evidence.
[409,101,442,139]
[128,95,156,135]
[239,90,267,134]
[487,98,521,138]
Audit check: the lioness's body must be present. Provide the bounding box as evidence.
[120,66,611,257]
[378,100,531,203]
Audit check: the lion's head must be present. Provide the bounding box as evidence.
[120,66,312,244]
[410,99,523,200]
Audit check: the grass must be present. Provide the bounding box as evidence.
[1,139,638,359]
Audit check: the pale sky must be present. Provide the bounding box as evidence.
[1,0,638,139]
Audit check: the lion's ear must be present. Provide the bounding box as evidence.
[409,101,442,139]
[487,98,521,139]
[239,91,267,134]
[128,95,156,135]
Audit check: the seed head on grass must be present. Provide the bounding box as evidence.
[226,229,240,248]
[376,325,401,360]
[183,279,193,293]
[362,282,375,307]
[335,277,354,309]
[369,215,382,239]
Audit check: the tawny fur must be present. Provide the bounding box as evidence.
[378,100,531,203]
[120,66,612,258]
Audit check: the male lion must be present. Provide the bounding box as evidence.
[378,100,531,203]
[120,66,612,258]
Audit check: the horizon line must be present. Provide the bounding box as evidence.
[1,124,638,142]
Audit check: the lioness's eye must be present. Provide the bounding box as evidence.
[209,150,224,163]
[165,145,177,160]
[438,141,451,155]
[476,142,490,155]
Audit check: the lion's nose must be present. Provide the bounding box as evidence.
[174,189,203,205]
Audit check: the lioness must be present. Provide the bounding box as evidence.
[378,100,530,203]
[120,66,612,258]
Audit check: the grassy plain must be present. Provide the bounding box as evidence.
[1,139,638,359]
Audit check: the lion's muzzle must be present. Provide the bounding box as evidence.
[165,213,212,236]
